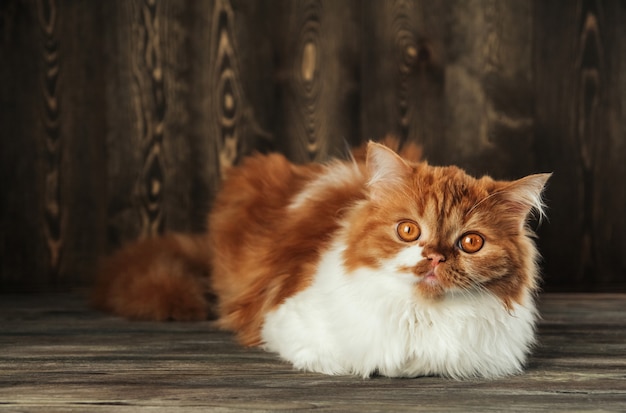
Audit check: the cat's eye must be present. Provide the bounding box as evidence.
[397,220,421,242]
[458,233,484,253]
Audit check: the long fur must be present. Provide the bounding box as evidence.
[92,138,550,379]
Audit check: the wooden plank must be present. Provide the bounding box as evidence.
[101,0,275,240]
[360,0,446,156]
[54,1,107,288]
[0,293,624,411]
[586,0,626,288]
[189,0,279,231]
[103,0,174,243]
[157,0,213,235]
[181,1,222,233]
[0,1,108,290]
[37,0,64,285]
[534,0,626,291]
[208,0,247,176]
[619,0,626,283]
[102,0,156,246]
[0,0,50,290]
[102,1,219,246]
[1,0,625,294]
[225,0,276,159]
[443,0,536,179]
[206,0,275,173]
[272,0,360,163]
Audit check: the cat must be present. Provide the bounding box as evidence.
[92,138,550,379]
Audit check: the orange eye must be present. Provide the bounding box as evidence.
[397,220,421,242]
[458,233,484,253]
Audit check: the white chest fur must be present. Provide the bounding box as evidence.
[261,241,537,379]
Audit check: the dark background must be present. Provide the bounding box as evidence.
[1,0,624,293]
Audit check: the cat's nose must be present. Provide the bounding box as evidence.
[427,253,446,267]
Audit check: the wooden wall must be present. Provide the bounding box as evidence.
[1,0,624,292]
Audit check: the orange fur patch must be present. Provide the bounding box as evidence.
[209,153,366,345]
[91,234,212,321]
[342,145,547,309]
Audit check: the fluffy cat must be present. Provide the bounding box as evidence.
[92,139,550,379]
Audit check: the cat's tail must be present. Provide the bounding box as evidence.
[91,233,215,321]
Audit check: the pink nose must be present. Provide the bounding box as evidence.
[427,253,446,267]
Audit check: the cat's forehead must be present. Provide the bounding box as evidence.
[410,164,494,216]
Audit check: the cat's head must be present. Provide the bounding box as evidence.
[344,142,550,308]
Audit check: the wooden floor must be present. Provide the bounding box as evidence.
[1,293,625,412]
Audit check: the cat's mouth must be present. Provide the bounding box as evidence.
[411,261,440,284]
[424,269,437,282]
[413,266,446,299]
[421,269,439,285]
[406,260,452,299]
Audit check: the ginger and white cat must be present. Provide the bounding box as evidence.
[93,139,550,379]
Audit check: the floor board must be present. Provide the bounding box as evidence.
[0,293,625,412]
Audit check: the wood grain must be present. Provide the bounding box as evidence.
[103,1,207,244]
[580,0,626,288]
[361,0,446,157]
[157,1,211,234]
[0,1,108,290]
[0,0,50,290]
[103,0,158,246]
[224,0,276,159]
[131,0,166,237]
[1,1,625,292]
[209,0,245,176]
[53,1,107,287]
[0,293,624,411]
[37,0,63,283]
[273,0,360,162]
[444,0,536,179]
[534,0,626,290]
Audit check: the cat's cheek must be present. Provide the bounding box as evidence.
[383,244,424,273]
[462,252,512,284]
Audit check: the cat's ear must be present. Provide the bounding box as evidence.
[495,173,552,221]
[366,141,412,197]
